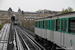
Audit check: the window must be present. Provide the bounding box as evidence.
[62,20,67,32]
[36,22,37,27]
[40,21,42,28]
[52,20,55,30]
[8,12,10,14]
[69,18,75,33]
[39,21,40,28]
[65,20,67,32]
[46,21,48,29]
[56,19,60,31]
[62,20,64,31]
[43,21,45,28]
[37,21,39,28]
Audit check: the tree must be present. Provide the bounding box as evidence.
[0,24,3,30]
[68,7,73,12]
[61,9,65,14]
[61,7,73,14]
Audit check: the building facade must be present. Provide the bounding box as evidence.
[0,8,61,26]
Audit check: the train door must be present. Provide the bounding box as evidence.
[61,19,67,47]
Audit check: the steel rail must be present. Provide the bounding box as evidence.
[17,28,39,50]
[16,26,46,50]
[16,27,37,50]
[17,29,30,50]
[15,28,24,50]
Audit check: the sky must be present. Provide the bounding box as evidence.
[0,0,75,12]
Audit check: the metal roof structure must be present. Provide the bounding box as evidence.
[35,11,75,20]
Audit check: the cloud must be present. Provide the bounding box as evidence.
[0,0,75,11]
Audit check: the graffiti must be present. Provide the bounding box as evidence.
[70,39,73,46]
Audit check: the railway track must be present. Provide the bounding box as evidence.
[15,26,46,50]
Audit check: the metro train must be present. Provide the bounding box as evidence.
[35,12,75,50]
[14,21,19,25]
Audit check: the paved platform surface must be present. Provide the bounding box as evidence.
[0,24,10,50]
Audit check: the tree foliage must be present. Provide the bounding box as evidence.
[0,24,3,30]
[61,7,73,14]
